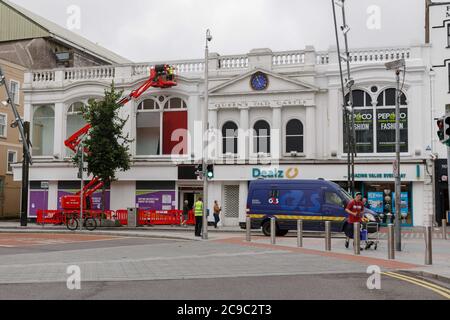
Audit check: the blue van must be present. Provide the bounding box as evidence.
[241,179,379,236]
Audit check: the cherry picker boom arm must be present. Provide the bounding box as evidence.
[62,64,177,210]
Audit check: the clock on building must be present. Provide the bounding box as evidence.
[250,72,269,91]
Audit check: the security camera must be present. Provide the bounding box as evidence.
[206,29,213,42]
[10,120,18,128]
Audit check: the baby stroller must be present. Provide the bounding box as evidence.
[361,220,380,250]
[343,213,380,250]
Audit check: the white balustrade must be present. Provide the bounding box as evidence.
[32,71,55,82]
[219,56,248,69]
[349,47,411,63]
[272,52,305,66]
[64,66,115,80]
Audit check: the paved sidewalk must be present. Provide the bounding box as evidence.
[0,221,448,283]
[234,234,450,282]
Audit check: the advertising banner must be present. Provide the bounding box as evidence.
[376,108,408,153]
[29,190,48,218]
[352,110,374,153]
[57,189,111,210]
[367,192,384,213]
[391,192,409,216]
[136,190,176,211]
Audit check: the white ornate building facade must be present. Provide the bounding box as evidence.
[12,41,441,227]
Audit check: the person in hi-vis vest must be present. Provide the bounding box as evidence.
[194,197,204,237]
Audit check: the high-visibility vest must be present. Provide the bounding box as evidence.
[195,201,203,216]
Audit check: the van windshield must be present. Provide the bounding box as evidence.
[339,188,353,203]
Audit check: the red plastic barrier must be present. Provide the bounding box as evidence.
[186,210,195,225]
[138,210,183,226]
[37,210,65,225]
[37,210,116,226]
[115,210,129,226]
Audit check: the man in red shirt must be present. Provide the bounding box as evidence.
[344,192,364,249]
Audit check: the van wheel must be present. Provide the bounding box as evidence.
[262,221,271,237]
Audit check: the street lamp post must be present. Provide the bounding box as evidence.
[78,140,85,232]
[202,29,212,240]
[385,58,405,252]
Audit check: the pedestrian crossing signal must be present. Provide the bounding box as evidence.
[445,116,450,146]
[206,165,214,180]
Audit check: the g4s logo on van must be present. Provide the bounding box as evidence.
[252,167,299,179]
[268,197,279,205]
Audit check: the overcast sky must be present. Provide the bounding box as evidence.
[10,0,425,62]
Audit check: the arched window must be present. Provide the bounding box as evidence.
[66,102,87,156]
[344,90,374,154]
[136,97,188,156]
[377,88,407,106]
[345,89,372,107]
[286,119,304,153]
[343,88,408,154]
[376,88,408,153]
[253,120,271,154]
[32,105,55,156]
[222,121,238,154]
[136,98,160,156]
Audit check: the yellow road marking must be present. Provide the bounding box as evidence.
[382,272,450,299]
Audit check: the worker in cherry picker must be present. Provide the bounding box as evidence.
[167,65,175,82]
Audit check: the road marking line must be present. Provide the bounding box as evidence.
[0,245,14,248]
[384,272,450,294]
[382,272,450,299]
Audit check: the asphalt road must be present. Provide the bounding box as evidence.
[0,233,448,300]
[0,273,447,300]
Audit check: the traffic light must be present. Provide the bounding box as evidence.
[445,115,450,146]
[206,165,214,180]
[195,164,203,179]
[437,118,445,142]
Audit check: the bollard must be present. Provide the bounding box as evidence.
[270,217,276,245]
[388,224,395,260]
[425,226,432,265]
[442,219,447,240]
[297,220,303,248]
[246,217,251,242]
[353,222,360,255]
[325,221,331,251]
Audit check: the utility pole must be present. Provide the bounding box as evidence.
[20,122,30,226]
[0,67,33,226]
[202,29,213,240]
[331,0,351,192]
[332,0,356,195]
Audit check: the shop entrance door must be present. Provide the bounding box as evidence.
[179,190,202,212]
[224,185,240,227]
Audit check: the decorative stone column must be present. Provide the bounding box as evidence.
[239,106,250,162]
[306,105,316,158]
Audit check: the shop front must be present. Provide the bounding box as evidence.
[213,162,425,227]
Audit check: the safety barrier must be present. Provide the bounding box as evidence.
[37,210,65,225]
[36,209,195,227]
[115,210,129,226]
[37,210,114,225]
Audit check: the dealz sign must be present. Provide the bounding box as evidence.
[252,167,299,179]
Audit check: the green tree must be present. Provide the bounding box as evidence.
[73,83,132,212]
